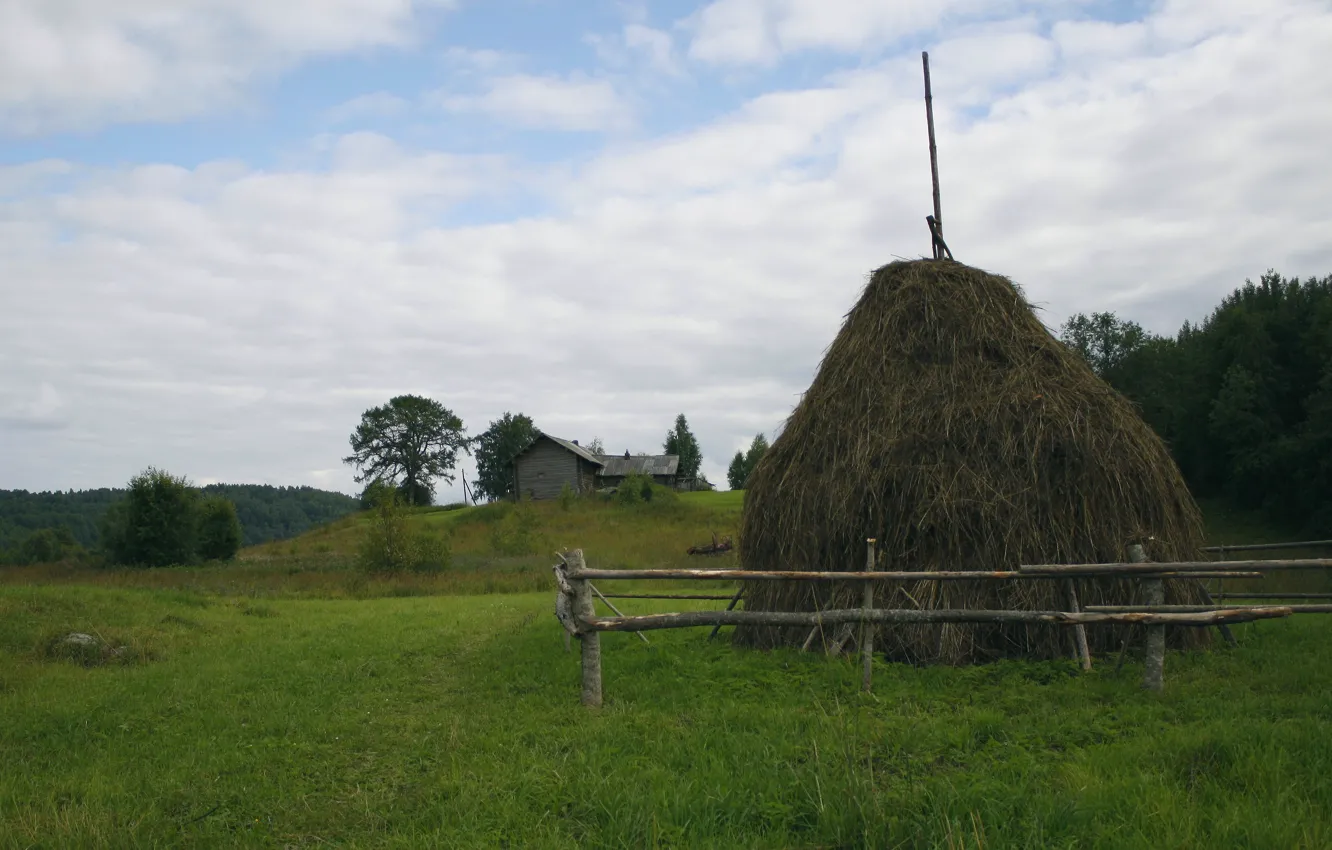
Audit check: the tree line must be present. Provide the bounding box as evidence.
[0,482,360,565]
[1061,270,1332,535]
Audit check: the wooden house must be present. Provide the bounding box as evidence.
[511,433,683,499]
[512,433,604,501]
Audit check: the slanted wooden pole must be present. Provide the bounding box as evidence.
[861,539,877,692]
[1199,585,1237,646]
[590,583,649,645]
[922,51,943,259]
[1064,579,1092,671]
[1132,544,1165,692]
[568,549,602,707]
[707,586,744,641]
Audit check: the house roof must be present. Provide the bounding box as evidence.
[595,454,680,477]
[515,432,605,467]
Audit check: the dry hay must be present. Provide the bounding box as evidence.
[734,260,1210,663]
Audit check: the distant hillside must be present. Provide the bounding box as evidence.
[0,484,360,551]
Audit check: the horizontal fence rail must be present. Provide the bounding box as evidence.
[553,543,1332,708]
[580,606,1291,633]
[1018,558,1332,575]
[1203,540,1332,553]
[568,566,1282,582]
[1087,604,1332,614]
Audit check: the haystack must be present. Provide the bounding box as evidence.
[734,260,1210,663]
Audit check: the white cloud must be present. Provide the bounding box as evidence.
[589,23,683,77]
[686,0,951,63]
[0,0,454,134]
[2,0,1331,497]
[436,73,630,131]
[325,92,410,124]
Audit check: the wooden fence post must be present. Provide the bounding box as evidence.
[1064,579,1092,671]
[567,549,602,708]
[861,539,877,692]
[1131,543,1165,692]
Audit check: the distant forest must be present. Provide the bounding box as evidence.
[0,484,360,553]
[1062,270,1332,536]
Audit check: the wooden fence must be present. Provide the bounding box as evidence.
[552,541,1332,707]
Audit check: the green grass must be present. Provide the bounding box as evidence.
[3,492,1330,846]
[2,584,1331,848]
[0,492,746,599]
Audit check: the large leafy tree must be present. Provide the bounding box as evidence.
[343,395,467,507]
[472,412,539,502]
[663,414,703,482]
[1059,312,1148,380]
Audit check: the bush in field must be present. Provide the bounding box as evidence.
[557,482,577,511]
[99,468,246,567]
[196,496,243,561]
[105,468,199,567]
[358,481,452,573]
[489,497,541,556]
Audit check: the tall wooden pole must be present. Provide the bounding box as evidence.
[923,51,943,257]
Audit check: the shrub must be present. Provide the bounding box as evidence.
[490,497,541,556]
[196,496,243,561]
[557,482,577,511]
[105,468,199,567]
[358,482,452,572]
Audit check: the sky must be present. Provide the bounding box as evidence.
[2,0,1331,501]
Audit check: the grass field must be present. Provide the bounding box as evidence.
[2,491,1331,847]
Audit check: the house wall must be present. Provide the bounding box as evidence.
[598,474,677,489]
[514,439,578,500]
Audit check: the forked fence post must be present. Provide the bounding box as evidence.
[861,538,877,692]
[1131,544,1165,692]
[566,549,602,708]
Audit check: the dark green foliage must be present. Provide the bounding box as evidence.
[727,433,769,490]
[664,413,703,482]
[0,526,83,566]
[200,485,357,546]
[472,412,538,502]
[344,395,467,507]
[107,468,199,567]
[195,497,243,562]
[0,488,121,552]
[1061,270,1332,535]
[610,472,678,508]
[615,471,653,505]
[0,485,357,552]
[727,452,747,491]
